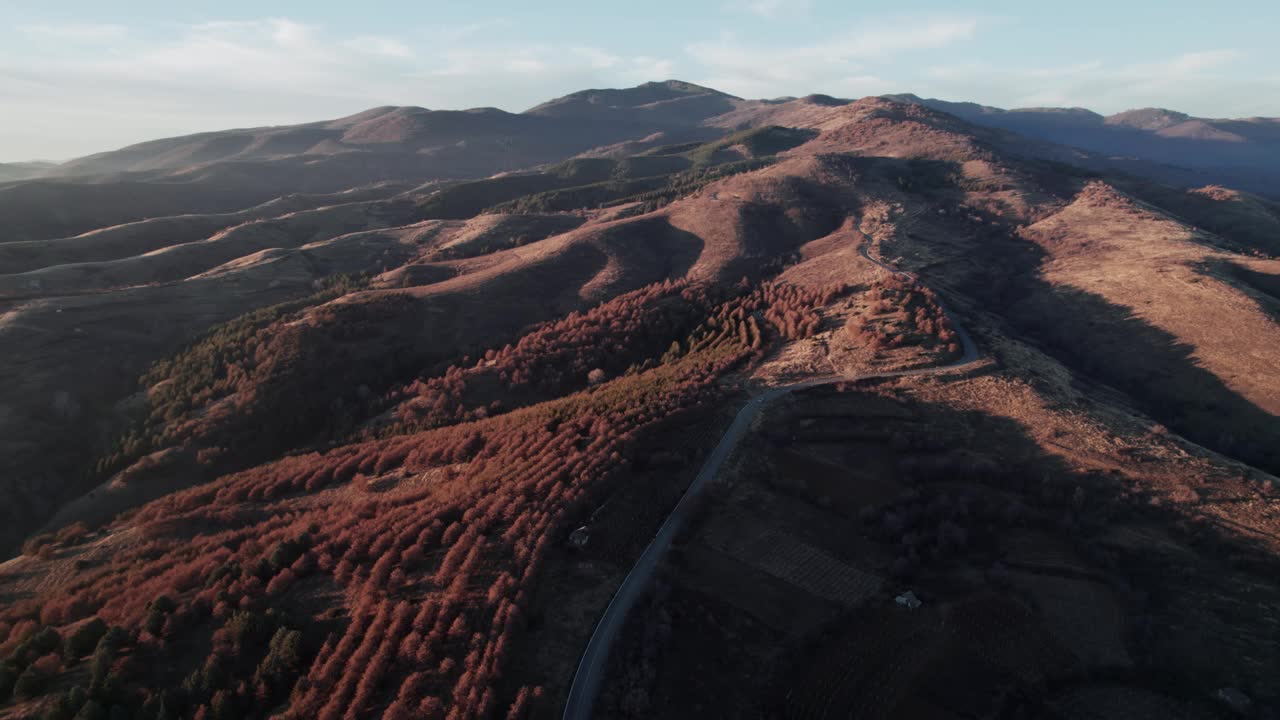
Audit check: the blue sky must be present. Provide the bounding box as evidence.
[2,0,1278,161]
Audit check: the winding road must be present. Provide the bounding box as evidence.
[561,237,980,719]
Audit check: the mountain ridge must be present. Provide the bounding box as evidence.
[1,80,1279,719]
[6,80,1273,202]
[884,92,1280,195]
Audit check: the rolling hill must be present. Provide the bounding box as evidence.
[0,82,1278,720]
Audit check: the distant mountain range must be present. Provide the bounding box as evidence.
[36,81,738,178]
[0,161,57,182]
[884,93,1280,195]
[6,81,1278,198]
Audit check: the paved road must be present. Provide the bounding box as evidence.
[561,239,979,719]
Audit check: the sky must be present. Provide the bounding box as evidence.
[2,0,1279,161]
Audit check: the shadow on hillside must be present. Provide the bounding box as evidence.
[1011,281,1280,472]
[819,156,1278,475]
[0,568,39,605]
[591,217,705,295]
[804,392,1280,710]
[858,157,1280,473]
[616,385,1280,716]
[1217,260,1280,322]
[950,217,1280,477]
[716,175,853,283]
[1122,184,1280,257]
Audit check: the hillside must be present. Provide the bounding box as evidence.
[1,84,1278,720]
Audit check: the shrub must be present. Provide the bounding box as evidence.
[22,533,56,557]
[54,523,91,547]
[41,694,76,720]
[0,664,17,701]
[74,699,109,720]
[143,608,166,638]
[265,569,295,597]
[0,276,850,716]
[65,618,109,659]
[8,626,61,667]
[14,652,61,699]
[268,540,304,573]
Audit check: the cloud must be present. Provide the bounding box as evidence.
[837,75,893,94]
[688,17,977,98]
[344,36,414,59]
[61,18,633,100]
[630,56,676,82]
[0,16,686,159]
[1162,49,1245,74]
[915,49,1269,116]
[926,62,992,80]
[1022,61,1105,79]
[86,19,367,88]
[570,47,621,70]
[18,23,127,42]
[428,44,671,87]
[724,0,812,19]
[2,12,1273,162]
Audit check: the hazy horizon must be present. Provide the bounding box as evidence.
[3,0,1279,162]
